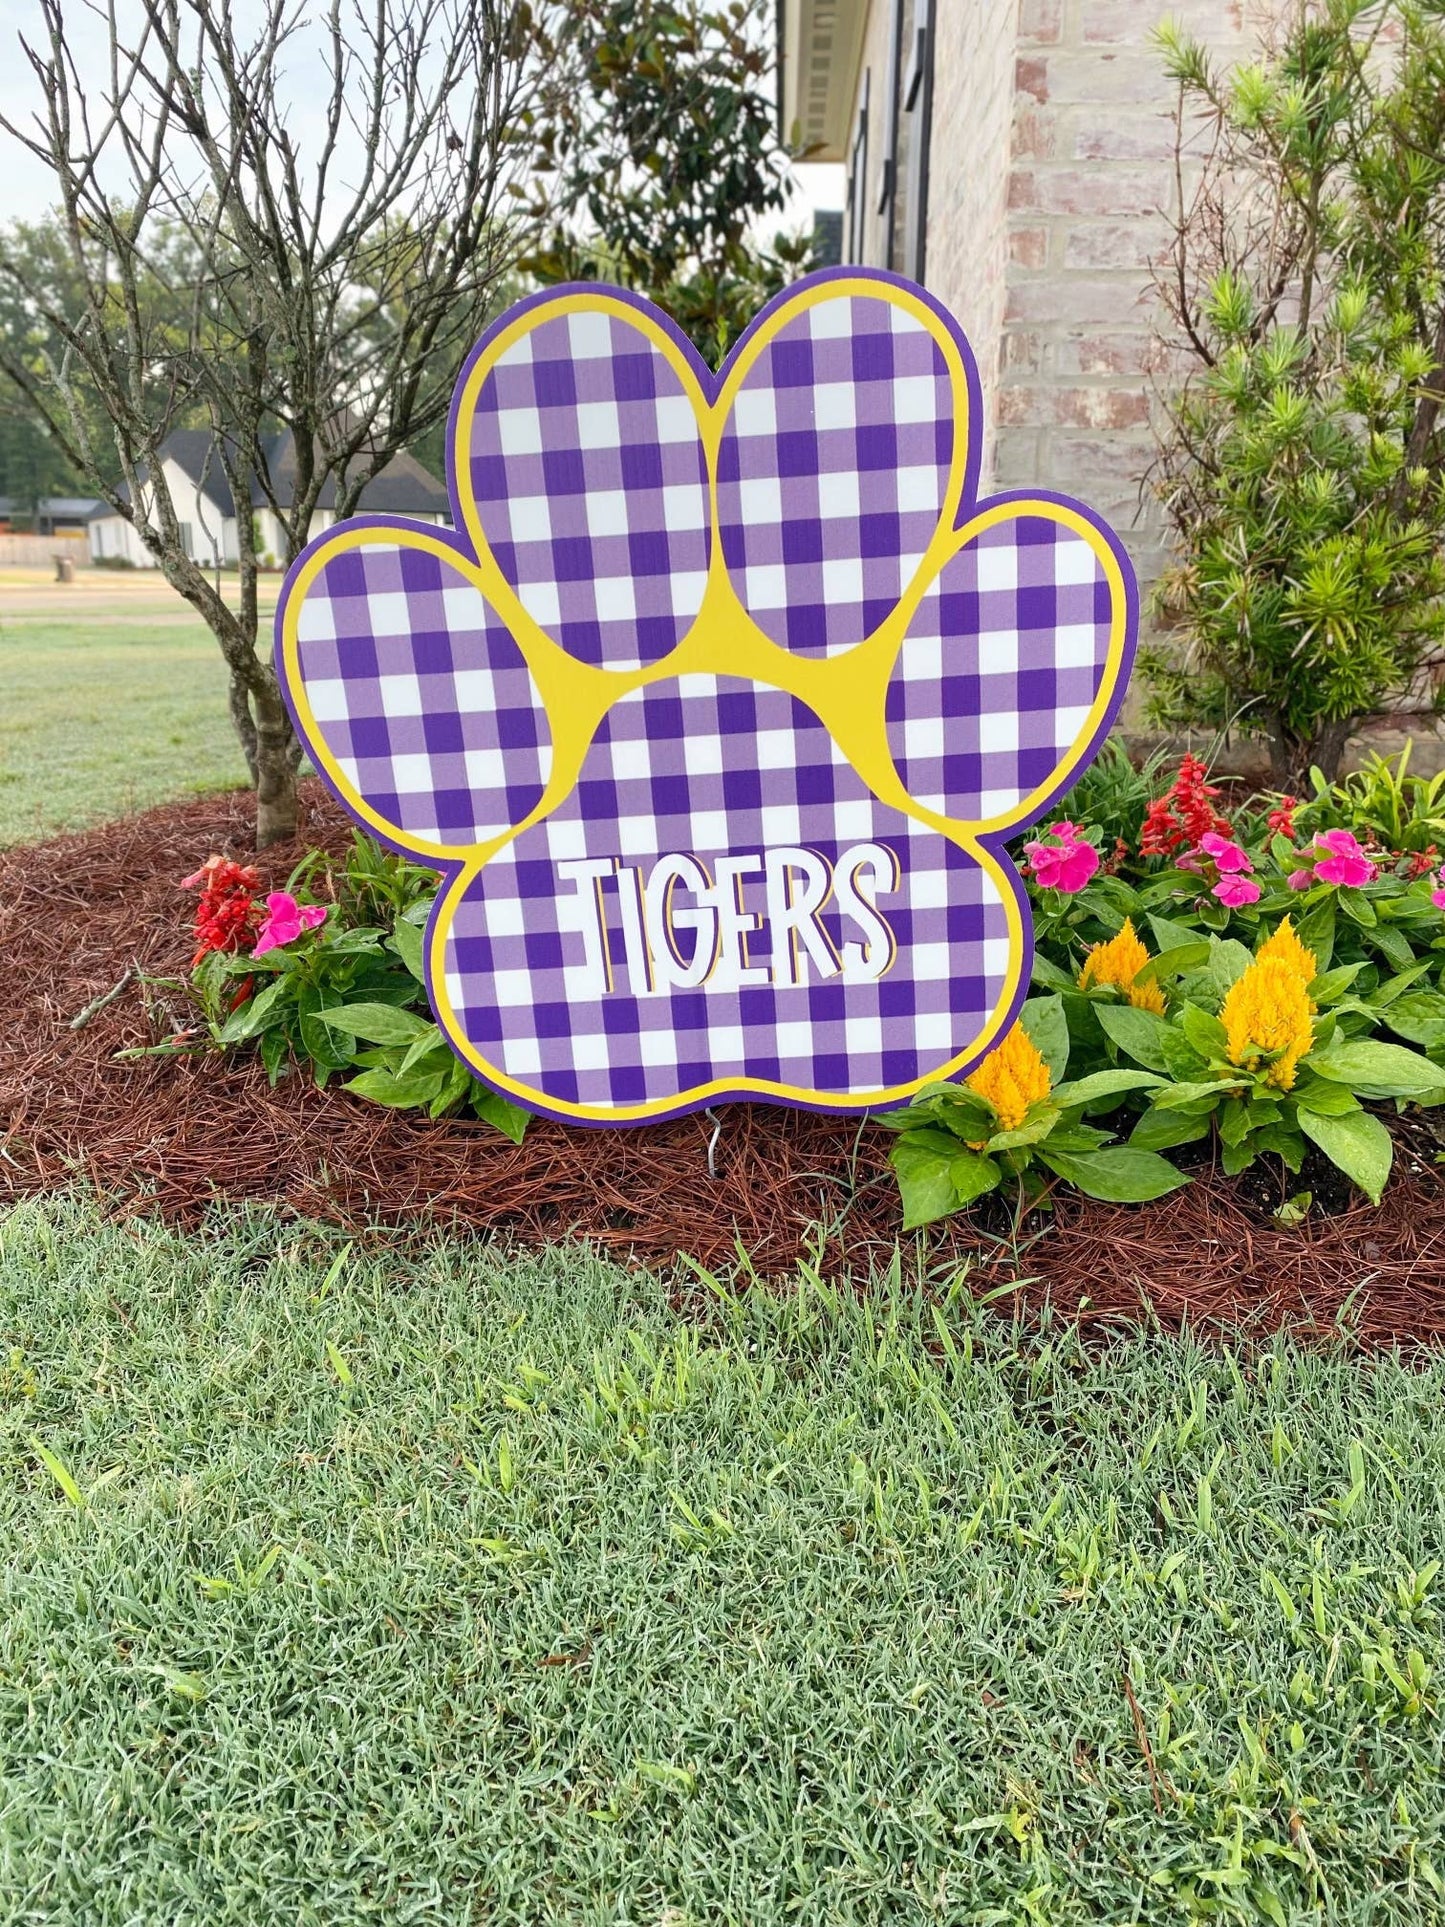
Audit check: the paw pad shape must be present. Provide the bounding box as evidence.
[277,270,1137,1124]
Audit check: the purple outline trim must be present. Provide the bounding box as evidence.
[274,273,1140,1130]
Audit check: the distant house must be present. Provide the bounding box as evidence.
[0,494,102,536]
[38,496,103,537]
[87,427,451,568]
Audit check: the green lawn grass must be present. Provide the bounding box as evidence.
[2,1195,1442,1923]
[0,602,250,845]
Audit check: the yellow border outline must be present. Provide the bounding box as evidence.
[278,279,1132,1123]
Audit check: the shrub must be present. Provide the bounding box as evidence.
[1147,3,1445,785]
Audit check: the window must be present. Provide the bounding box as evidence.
[877,0,905,261]
[901,0,935,284]
[845,68,869,263]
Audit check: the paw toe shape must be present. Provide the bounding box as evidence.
[717,292,959,656]
[288,538,551,850]
[464,306,710,670]
[885,505,1123,827]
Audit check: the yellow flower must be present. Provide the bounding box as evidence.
[1220,955,1314,1090]
[967,1020,1052,1135]
[1078,917,1167,1014]
[1256,916,1318,999]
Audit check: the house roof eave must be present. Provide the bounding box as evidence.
[780,0,870,164]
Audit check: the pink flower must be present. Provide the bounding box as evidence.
[1311,829,1377,888]
[1430,875,1445,912]
[1213,874,1262,908]
[252,891,328,957]
[1198,831,1250,874]
[1023,822,1100,895]
[1287,868,1314,891]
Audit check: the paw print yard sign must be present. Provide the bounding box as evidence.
[277,269,1137,1126]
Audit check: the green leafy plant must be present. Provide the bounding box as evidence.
[154,833,529,1142]
[879,997,1187,1230]
[887,736,1445,1227]
[1036,737,1169,860]
[1097,931,1444,1204]
[1294,744,1445,858]
[524,0,813,367]
[1147,4,1445,785]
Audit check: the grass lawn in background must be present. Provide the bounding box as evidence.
[0,571,273,845]
[2,1193,1442,1923]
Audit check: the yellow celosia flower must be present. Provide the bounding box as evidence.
[1220,955,1314,1090]
[1256,916,1317,1000]
[1078,917,1166,1014]
[967,1020,1052,1134]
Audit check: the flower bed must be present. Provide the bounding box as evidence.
[150,746,1445,1235]
[1,770,1443,1342]
[884,750,1445,1228]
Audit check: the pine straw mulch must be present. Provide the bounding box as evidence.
[3,781,1445,1348]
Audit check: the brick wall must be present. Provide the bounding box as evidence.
[993,0,1271,600]
[839,0,1272,606]
[925,0,1016,486]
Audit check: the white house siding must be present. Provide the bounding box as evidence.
[89,458,450,568]
[87,513,149,566]
[87,455,239,568]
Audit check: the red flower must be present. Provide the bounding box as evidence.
[1140,753,1233,861]
[1140,796,1185,858]
[1407,844,1438,880]
[1171,752,1232,846]
[181,855,262,966]
[1267,795,1298,842]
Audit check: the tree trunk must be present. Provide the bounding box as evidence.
[1266,716,1300,790]
[253,680,299,847]
[1308,718,1353,787]
[1267,714,1353,790]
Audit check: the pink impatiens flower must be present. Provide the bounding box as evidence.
[1431,875,1445,912]
[1310,829,1377,888]
[1213,873,1262,908]
[1287,868,1314,892]
[1191,828,1260,906]
[253,891,328,957]
[1198,831,1250,874]
[1023,820,1100,895]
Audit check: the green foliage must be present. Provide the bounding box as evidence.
[1041,736,1167,855]
[1295,744,1445,855]
[163,833,529,1142]
[4,1193,1445,1921]
[0,214,215,499]
[879,997,1185,1227]
[526,0,811,366]
[1100,957,1442,1205]
[1149,3,1445,784]
[890,744,1445,1226]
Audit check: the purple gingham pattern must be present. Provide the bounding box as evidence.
[884,516,1113,822]
[293,543,551,844]
[278,271,1140,1122]
[716,294,953,657]
[442,675,1012,1109]
[468,309,710,670]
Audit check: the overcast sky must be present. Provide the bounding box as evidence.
[0,0,59,219]
[0,0,844,233]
